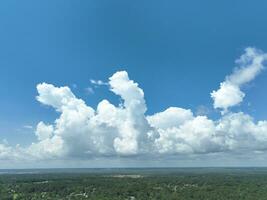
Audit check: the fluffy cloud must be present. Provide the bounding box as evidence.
[147,107,194,130]
[216,112,267,151]
[153,115,220,154]
[0,142,26,161]
[211,47,267,113]
[0,143,14,160]
[35,122,53,141]
[24,71,154,159]
[151,111,267,155]
[1,47,267,162]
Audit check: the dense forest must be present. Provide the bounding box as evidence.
[1,168,267,200]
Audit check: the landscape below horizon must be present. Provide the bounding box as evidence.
[1,168,267,199]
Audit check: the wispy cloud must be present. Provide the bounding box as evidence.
[196,105,210,116]
[84,87,94,95]
[90,79,108,86]
[23,125,33,129]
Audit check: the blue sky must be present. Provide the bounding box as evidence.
[1,0,267,168]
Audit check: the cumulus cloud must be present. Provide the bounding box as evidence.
[147,107,193,130]
[1,47,267,163]
[24,71,154,159]
[35,122,53,141]
[0,142,26,161]
[108,71,152,155]
[0,143,13,160]
[211,47,267,113]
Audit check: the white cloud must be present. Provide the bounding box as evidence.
[27,135,64,159]
[36,83,79,112]
[147,107,193,130]
[152,111,267,155]
[90,79,108,86]
[108,71,151,155]
[25,71,154,159]
[0,143,13,160]
[211,47,267,113]
[0,142,25,161]
[35,122,53,141]
[153,116,219,154]
[211,82,245,113]
[216,112,267,151]
[1,47,267,164]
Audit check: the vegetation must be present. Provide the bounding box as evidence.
[1,168,267,200]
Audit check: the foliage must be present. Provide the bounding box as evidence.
[1,168,267,200]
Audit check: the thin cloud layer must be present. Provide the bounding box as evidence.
[0,47,267,162]
[90,79,108,86]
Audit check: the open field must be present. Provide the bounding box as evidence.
[1,168,267,199]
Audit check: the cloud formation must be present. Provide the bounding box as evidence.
[90,79,108,86]
[35,122,53,141]
[211,47,267,113]
[0,47,267,162]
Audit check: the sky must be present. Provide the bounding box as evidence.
[1,0,267,168]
